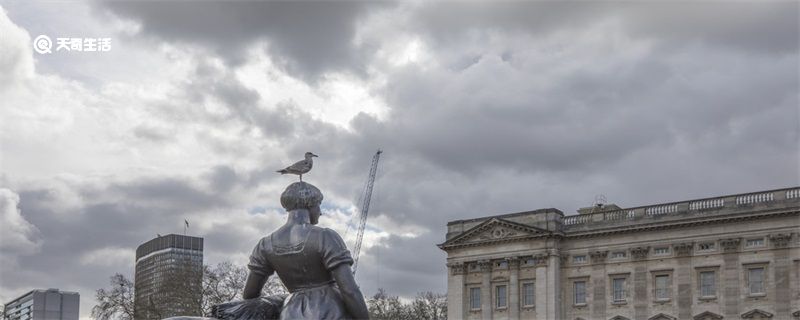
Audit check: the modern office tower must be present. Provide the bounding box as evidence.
[3,288,79,320]
[133,234,203,320]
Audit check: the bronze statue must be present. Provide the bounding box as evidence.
[243,181,369,319]
[165,181,369,320]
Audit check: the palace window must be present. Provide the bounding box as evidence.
[612,278,627,302]
[495,285,507,309]
[699,271,716,297]
[654,275,670,300]
[573,281,587,305]
[745,238,765,248]
[469,287,481,310]
[523,258,535,267]
[747,267,765,295]
[522,282,535,307]
[611,251,626,259]
[653,247,670,255]
[573,255,587,264]
[698,242,715,251]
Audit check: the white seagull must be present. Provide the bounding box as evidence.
[277,152,318,181]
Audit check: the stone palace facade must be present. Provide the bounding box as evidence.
[438,187,800,320]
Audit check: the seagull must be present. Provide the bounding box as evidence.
[277,152,318,181]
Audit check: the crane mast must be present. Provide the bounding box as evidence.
[352,150,382,275]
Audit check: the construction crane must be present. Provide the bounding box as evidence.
[351,150,382,275]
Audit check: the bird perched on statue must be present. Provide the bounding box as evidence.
[277,152,318,181]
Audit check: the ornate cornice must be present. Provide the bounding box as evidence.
[720,238,741,252]
[447,262,466,275]
[590,250,609,264]
[631,246,650,260]
[770,233,792,248]
[673,242,694,257]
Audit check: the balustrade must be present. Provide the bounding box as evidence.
[561,188,796,229]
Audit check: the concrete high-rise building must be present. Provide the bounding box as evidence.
[439,187,800,320]
[134,234,203,320]
[3,288,79,320]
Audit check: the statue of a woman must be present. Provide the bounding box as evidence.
[243,182,370,319]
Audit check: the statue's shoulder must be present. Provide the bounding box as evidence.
[317,227,347,244]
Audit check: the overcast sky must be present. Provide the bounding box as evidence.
[0,1,798,319]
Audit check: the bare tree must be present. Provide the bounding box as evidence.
[93,262,289,319]
[92,274,135,320]
[367,288,412,320]
[410,291,447,320]
[202,261,288,314]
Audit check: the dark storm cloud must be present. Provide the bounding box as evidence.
[97,1,393,81]
[411,2,798,54]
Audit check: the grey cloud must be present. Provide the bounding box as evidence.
[4,172,284,307]
[411,2,798,55]
[205,165,238,194]
[621,2,798,54]
[0,189,42,256]
[97,1,393,81]
[357,232,447,297]
[133,124,173,142]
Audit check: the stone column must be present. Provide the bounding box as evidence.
[546,251,561,320]
[674,243,694,319]
[446,262,466,320]
[771,233,793,318]
[589,251,609,320]
[479,260,493,320]
[720,238,741,318]
[508,257,520,320]
[630,246,650,320]
[534,255,548,319]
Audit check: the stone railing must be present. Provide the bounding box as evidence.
[562,187,800,227]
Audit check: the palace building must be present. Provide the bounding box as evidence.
[438,187,800,320]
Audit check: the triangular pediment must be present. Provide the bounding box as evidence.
[610,316,631,320]
[649,313,677,320]
[741,309,773,319]
[439,218,551,249]
[693,311,723,320]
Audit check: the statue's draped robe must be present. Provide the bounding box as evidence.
[248,227,354,320]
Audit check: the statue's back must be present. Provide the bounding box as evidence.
[249,226,355,319]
